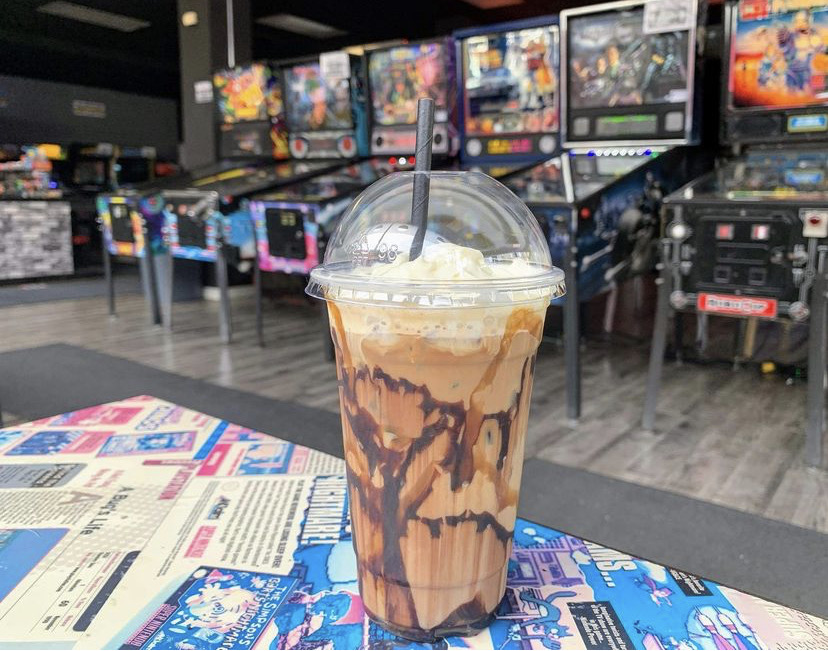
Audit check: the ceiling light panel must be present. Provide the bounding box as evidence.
[37,1,150,32]
[256,13,346,38]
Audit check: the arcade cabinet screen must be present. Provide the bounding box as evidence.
[284,62,353,131]
[728,0,828,110]
[462,25,559,136]
[115,158,152,185]
[73,160,106,187]
[213,63,276,123]
[568,7,690,110]
[369,43,450,126]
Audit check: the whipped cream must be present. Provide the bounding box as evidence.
[362,242,543,282]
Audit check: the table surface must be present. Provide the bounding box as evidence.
[0,395,825,650]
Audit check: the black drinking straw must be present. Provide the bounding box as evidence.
[409,97,435,261]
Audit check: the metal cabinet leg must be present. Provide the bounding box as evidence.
[564,235,581,421]
[103,249,115,317]
[603,283,618,335]
[642,255,673,431]
[674,312,684,364]
[155,250,174,331]
[255,263,264,347]
[216,245,232,345]
[805,252,827,467]
[138,253,158,326]
[145,247,162,325]
[696,313,709,357]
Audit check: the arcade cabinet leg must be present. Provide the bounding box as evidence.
[145,248,162,325]
[564,235,581,421]
[805,253,827,467]
[138,253,160,326]
[673,312,684,364]
[642,256,673,431]
[156,250,175,331]
[254,263,264,347]
[103,248,115,317]
[603,283,618,335]
[215,245,232,345]
[696,313,709,357]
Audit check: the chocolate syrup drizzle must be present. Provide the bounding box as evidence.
[327,302,543,636]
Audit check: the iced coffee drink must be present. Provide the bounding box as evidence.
[307,172,565,640]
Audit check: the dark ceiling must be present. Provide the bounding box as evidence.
[1,0,722,101]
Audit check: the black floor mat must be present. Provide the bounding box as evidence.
[0,272,142,307]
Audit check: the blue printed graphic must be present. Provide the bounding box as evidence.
[0,528,68,601]
[6,430,84,455]
[121,567,296,650]
[98,431,195,457]
[237,443,295,475]
[193,421,229,461]
[0,430,27,450]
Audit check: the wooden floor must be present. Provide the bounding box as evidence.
[2,287,827,535]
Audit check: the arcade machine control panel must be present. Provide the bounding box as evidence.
[662,150,828,321]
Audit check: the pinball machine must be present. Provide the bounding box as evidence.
[95,161,239,324]
[155,158,338,342]
[642,0,828,467]
[486,0,707,421]
[282,53,369,162]
[366,38,458,169]
[248,39,458,324]
[454,16,561,179]
[96,62,339,340]
[213,62,290,161]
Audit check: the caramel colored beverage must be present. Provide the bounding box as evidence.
[328,297,547,639]
[307,171,565,640]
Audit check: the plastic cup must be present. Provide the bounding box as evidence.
[307,171,565,641]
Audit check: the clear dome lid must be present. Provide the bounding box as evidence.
[306,171,565,308]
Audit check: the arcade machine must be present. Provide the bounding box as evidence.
[642,0,828,467]
[97,63,279,324]
[247,53,377,346]
[249,160,393,346]
[72,144,156,275]
[98,62,337,341]
[454,16,561,178]
[494,0,705,421]
[366,38,458,169]
[213,62,290,160]
[282,53,369,162]
[250,40,461,346]
[156,155,336,343]
[0,144,74,282]
[96,166,215,324]
[114,146,156,186]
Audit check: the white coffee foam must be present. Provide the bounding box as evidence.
[360,242,543,282]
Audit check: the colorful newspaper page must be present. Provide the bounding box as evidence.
[0,396,825,649]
